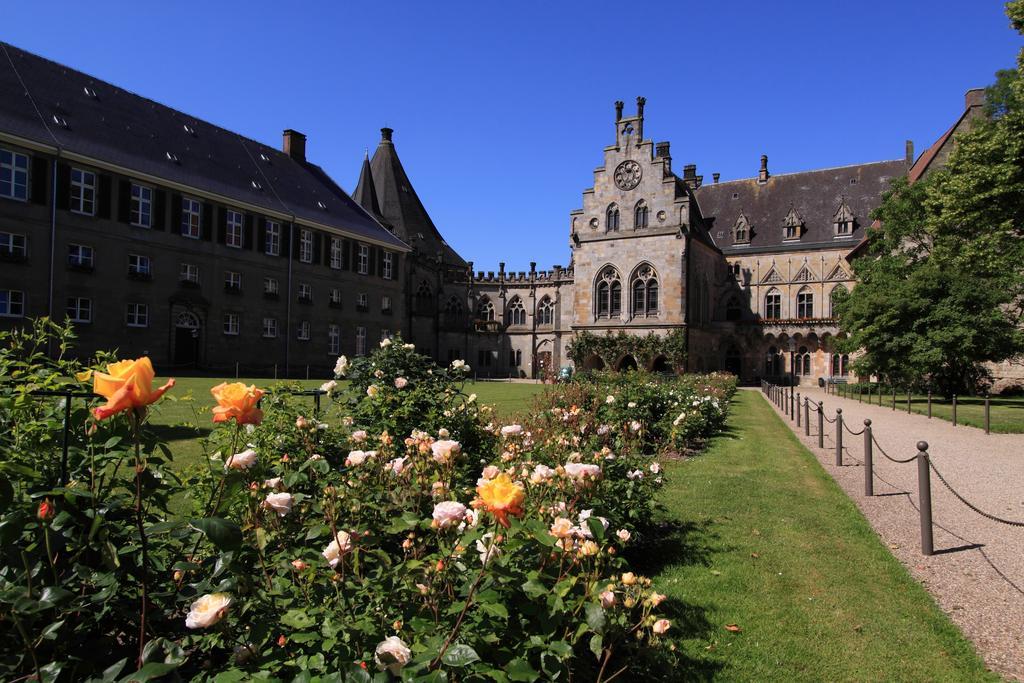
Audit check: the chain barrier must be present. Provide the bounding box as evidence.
[870,433,917,464]
[927,460,1024,528]
[823,412,837,424]
[843,421,865,436]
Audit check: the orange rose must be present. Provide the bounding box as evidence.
[476,473,525,528]
[92,357,174,420]
[210,382,264,425]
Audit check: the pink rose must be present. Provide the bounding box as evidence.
[653,618,671,634]
[431,501,467,529]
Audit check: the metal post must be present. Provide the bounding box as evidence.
[952,394,957,426]
[314,392,322,417]
[306,364,310,380]
[863,420,873,496]
[907,390,911,414]
[789,386,794,420]
[835,408,843,466]
[927,391,932,418]
[858,385,862,403]
[917,442,933,556]
[274,364,278,380]
[985,396,990,434]
[60,391,72,486]
[796,392,801,427]
[892,385,896,411]
[804,398,810,436]
[235,361,239,379]
[817,401,824,449]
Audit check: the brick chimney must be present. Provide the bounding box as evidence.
[282,129,306,162]
[905,140,915,166]
[380,127,394,143]
[655,141,671,158]
[758,155,769,183]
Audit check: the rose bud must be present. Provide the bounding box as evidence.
[291,559,309,571]
[37,499,55,521]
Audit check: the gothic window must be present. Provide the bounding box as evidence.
[414,280,434,314]
[630,264,659,317]
[733,213,750,244]
[537,296,554,326]
[595,266,622,318]
[477,297,495,322]
[783,207,803,241]
[634,200,649,229]
[829,284,848,317]
[797,346,811,375]
[764,288,781,320]
[725,296,742,321]
[507,297,526,326]
[796,287,814,319]
[444,296,465,327]
[833,199,855,237]
[831,353,850,376]
[606,204,619,232]
[765,346,782,376]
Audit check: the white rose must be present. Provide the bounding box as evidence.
[263,492,294,517]
[500,424,523,437]
[380,338,392,348]
[616,528,631,542]
[319,380,337,395]
[650,462,662,474]
[432,500,467,529]
[323,531,353,568]
[605,395,615,404]
[263,477,283,490]
[345,450,371,466]
[333,355,349,378]
[394,377,408,389]
[225,449,257,470]
[430,439,462,464]
[403,343,415,350]
[352,429,368,443]
[627,401,637,408]
[374,635,412,675]
[451,359,466,370]
[564,462,602,482]
[530,464,555,483]
[185,592,232,629]
[437,428,450,438]
[386,457,407,475]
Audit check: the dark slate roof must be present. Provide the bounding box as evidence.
[694,159,907,255]
[353,153,382,218]
[0,42,407,250]
[366,129,466,267]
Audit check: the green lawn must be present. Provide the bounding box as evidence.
[833,385,1024,433]
[642,390,995,681]
[146,376,545,471]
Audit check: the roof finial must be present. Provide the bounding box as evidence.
[636,96,646,118]
[614,100,624,122]
[381,127,393,143]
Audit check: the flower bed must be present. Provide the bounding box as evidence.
[0,322,733,681]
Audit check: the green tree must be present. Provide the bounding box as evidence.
[837,1,1024,395]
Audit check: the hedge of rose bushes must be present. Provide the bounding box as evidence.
[0,322,735,682]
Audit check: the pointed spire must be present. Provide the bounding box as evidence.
[353,151,381,217]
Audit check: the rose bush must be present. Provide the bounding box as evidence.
[0,325,733,681]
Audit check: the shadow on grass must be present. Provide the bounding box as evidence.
[149,423,211,443]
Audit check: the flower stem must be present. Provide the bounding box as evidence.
[131,411,150,670]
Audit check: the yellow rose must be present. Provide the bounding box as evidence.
[210,382,264,425]
[476,473,525,528]
[92,357,174,420]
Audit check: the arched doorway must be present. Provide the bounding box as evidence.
[617,355,638,372]
[724,346,742,376]
[650,355,670,373]
[174,311,201,366]
[582,354,605,371]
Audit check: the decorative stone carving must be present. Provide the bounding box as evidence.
[613,160,642,191]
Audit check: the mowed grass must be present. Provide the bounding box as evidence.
[834,385,1024,433]
[642,390,995,682]
[146,376,545,471]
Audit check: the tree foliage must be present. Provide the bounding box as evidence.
[837,1,1024,394]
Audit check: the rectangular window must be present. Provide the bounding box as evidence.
[0,232,27,259]
[67,243,94,268]
[355,326,367,356]
[264,277,279,295]
[297,321,310,340]
[357,244,369,274]
[0,290,25,317]
[357,292,368,311]
[226,210,244,248]
[328,324,340,355]
[382,295,392,313]
[330,237,343,269]
[180,262,199,284]
[223,313,240,335]
[262,317,278,338]
[329,287,342,305]
[265,221,280,255]
[70,168,96,215]
[0,149,29,201]
[382,252,393,280]
[298,282,312,302]
[126,303,148,327]
[181,197,201,239]
[224,270,242,291]
[299,229,313,263]
[128,253,151,276]
[66,297,91,323]
[130,184,152,228]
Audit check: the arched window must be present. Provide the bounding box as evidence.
[507,297,526,326]
[414,280,434,314]
[831,353,850,376]
[725,297,742,321]
[630,265,659,317]
[537,296,554,326]
[796,287,814,319]
[766,346,781,376]
[606,204,620,232]
[764,288,781,320]
[797,345,811,375]
[733,214,750,244]
[444,296,465,327]
[477,297,495,322]
[634,201,648,229]
[595,266,621,318]
[829,284,848,317]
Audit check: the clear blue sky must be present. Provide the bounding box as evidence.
[5,1,1021,271]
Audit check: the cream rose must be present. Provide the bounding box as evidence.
[549,517,574,539]
[225,449,257,470]
[500,424,523,437]
[185,592,232,629]
[653,618,671,634]
[323,531,353,568]
[351,429,368,443]
[333,355,349,378]
[430,439,462,464]
[432,501,467,529]
[564,462,602,482]
[345,450,373,467]
[394,377,408,389]
[600,590,617,608]
[367,385,379,398]
[374,636,412,675]
[263,492,293,517]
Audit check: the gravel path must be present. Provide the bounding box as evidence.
[758,385,1024,680]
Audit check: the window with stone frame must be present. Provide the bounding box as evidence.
[264,277,279,295]
[181,197,202,239]
[130,184,152,228]
[328,324,341,355]
[180,262,199,284]
[0,148,29,201]
[796,287,814,319]
[477,297,495,322]
[382,295,392,313]
[595,266,622,318]
[0,290,25,317]
[833,199,855,237]
[606,204,619,232]
[224,270,242,292]
[634,200,648,229]
[829,284,848,317]
[262,317,278,338]
[507,297,526,326]
[226,210,244,248]
[70,168,96,215]
[127,253,151,277]
[1,232,27,259]
[765,346,782,376]
[66,297,91,323]
[330,237,343,269]
[125,303,148,328]
[444,296,465,327]
[297,321,310,340]
[382,251,394,279]
[355,326,367,355]
[67,243,93,269]
[725,296,742,321]
[764,288,781,320]
[265,221,281,255]
[782,207,802,241]
[831,353,850,376]
[299,229,314,263]
[733,214,751,244]
[537,296,554,326]
[630,265,659,317]
[357,244,369,274]
[223,313,240,336]
[797,345,811,375]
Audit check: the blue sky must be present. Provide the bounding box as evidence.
[5,1,1021,270]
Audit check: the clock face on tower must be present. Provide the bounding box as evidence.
[614,160,642,191]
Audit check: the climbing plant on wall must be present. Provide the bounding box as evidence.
[567,329,687,371]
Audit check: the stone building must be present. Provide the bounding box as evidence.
[0,42,407,376]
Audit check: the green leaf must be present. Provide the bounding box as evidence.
[190,517,243,551]
[586,516,606,542]
[505,658,539,681]
[521,579,547,599]
[441,643,480,667]
[117,662,179,682]
[37,586,73,609]
[585,603,606,633]
[281,608,317,629]
[589,633,603,660]
[99,658,128,683]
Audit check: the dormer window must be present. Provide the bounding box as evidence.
[782,207,803,241]
[733,213,750,244]
[833,199,855,237]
